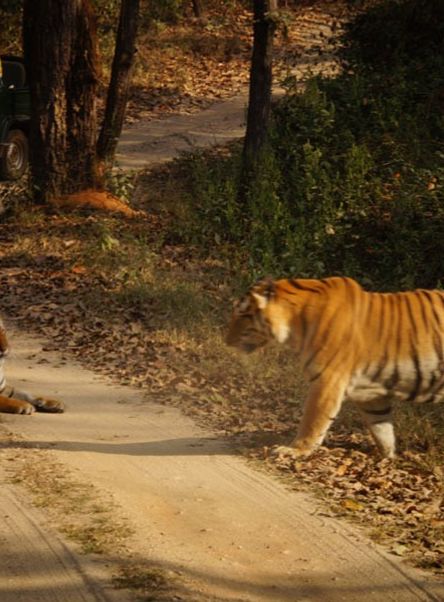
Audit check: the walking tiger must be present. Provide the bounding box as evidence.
[226,276,444,459]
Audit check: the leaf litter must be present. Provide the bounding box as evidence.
[0,209,442,578]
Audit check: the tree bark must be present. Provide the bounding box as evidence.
[242,0,277,180]
[191,0,204,19]
[23,0,101,202]
[96,0,140,170]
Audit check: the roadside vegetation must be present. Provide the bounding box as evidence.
[180,0,444,290]
[0,0,443,576]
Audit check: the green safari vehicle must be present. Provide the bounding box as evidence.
[0,55,30,180]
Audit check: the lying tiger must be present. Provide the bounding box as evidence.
[226,276,444,459]
[0,320,64,415]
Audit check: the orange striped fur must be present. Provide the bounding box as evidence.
[226,276,444,458]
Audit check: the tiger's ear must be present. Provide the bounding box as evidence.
[251,277,276,309]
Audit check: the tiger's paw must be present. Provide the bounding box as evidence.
[15,400,36,415]
[0,398,35,415]
[269,445,313,461]
[33,397,65,413]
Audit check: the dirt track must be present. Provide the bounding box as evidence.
[116,91,251,171]
[1,330,443,601]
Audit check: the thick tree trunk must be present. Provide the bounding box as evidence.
[23,0,101,202]
[96,0,140,170]
[241,0,277,181]
[66,1,101,191]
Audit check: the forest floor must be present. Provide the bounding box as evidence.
[1,331,443,602]
[0,2,443,601]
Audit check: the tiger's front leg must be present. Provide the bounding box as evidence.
[272,376,347,459]
[0,385,65,414]
[13,388,65,413]
[0,394,35,414]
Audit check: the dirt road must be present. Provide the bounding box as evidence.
[114,4,340,172]
[116,92,251,171]
[1,330,443,601]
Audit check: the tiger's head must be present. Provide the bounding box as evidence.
[226,278,287,353]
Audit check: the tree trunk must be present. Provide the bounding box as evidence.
[241,0,277,187]
[191,0,204,19]
[96,0,140,170]
[23,0,101,202]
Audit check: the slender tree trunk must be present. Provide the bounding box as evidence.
[241,0,277,189]
[191,0,204,19]
[96,0,140,170]
[23,0,101,202]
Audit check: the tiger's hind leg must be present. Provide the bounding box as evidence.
[357,400,395,459]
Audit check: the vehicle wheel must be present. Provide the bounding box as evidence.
[0,129,29,180]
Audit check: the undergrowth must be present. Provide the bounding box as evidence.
[175,0,444,291]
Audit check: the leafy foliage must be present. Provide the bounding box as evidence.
[179,0,444,290]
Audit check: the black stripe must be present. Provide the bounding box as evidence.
[385,297,402,389]
[376,294,387,341]
[422,290,444,361]
[303,310,340,372]
[404,294,419,341]
[416,291,442,392]
[403,294,423,401]
[429,371,437,389]
[364,292,373,325]
[385,364,399,389]
[308,372,322,382]
[370,350,388,382]
[306,346,340,383]
[299,304,308,342]
[406,337,422,401]
[415,291,429,330]
[422,290,443,328]
[288,279,322,294]
[433,330,443,361]
[422,394,436,404]
[422,291,441,325]
[361,294,379,376]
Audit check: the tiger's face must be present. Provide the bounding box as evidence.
[226,279,276,353]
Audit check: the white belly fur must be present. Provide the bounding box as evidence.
[345,359,438,405]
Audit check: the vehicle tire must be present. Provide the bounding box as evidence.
[0,129,29,180]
